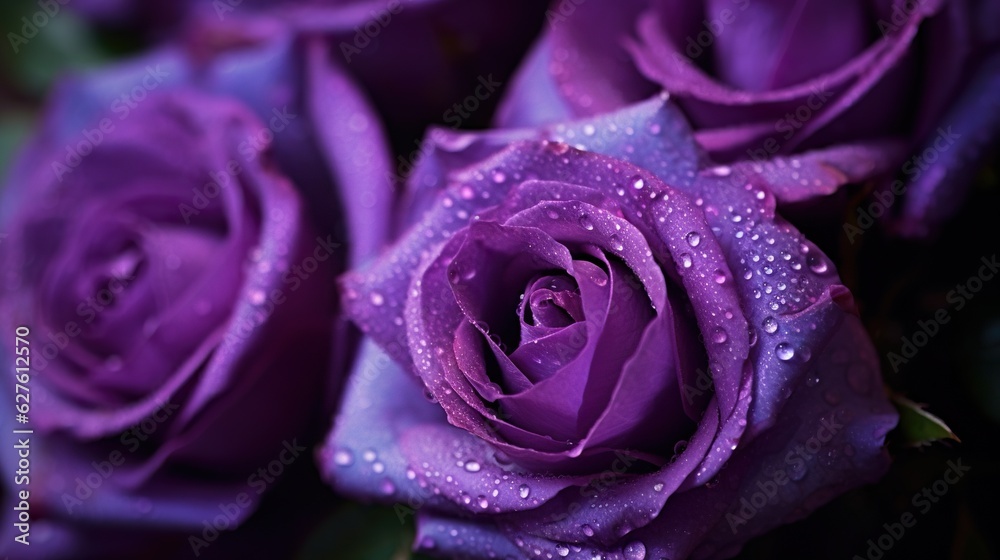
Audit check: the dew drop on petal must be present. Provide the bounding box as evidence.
[807,255,828,274]
[623,541,647,560]
[685,231,701,247]
[333,449,354,466]
[673,440,688,455]
[775,343,795,361]
[610,235,624,251]
[379,479,396,495]
[711,327,728,344]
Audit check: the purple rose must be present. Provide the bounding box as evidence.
[498,0,1000,237]
[322,96,897,559]
[0,28,391,557]
[74,0,546,143]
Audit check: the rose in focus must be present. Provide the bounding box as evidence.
[323,96,897,559]
[0,26,391,557]
[498,0,1000,236]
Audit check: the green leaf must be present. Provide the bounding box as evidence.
[890,394,960,447]
[1,8,112,97]
[0,111,34,182]
[296,503,415,560]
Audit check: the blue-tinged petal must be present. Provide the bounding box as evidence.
[896,52,1000,238]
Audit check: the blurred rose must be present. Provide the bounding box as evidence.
[322,96,897,559]
[0,27,391,558]
[498,0,1000,236]
[73,0,547,146]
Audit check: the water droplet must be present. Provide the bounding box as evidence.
[610,235,624,251]
[623,541,647,560]
[653,482,664,492]
[579,215,595,230]
[333,449,354,466]
[556,544,570,557]
[632,176,645,189]
[679,253,693,269]
[370,292,385,306]
[673,440,688,455]
[519,484,531,498]
[711,327,728,344]
[583,124,596,136]
[713,270,727,284]
[492,171,506,183]
[372,461,385,473]
[807,255,828,274]
[775,343,795,361]
[685,231,701,247]
[762,316,778,334]
[464,461,481,473]
[582,524,595,537]
[546,208,560,219]
[477,496,489,509]
[799,346,812,362]
[380,479,396,495]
